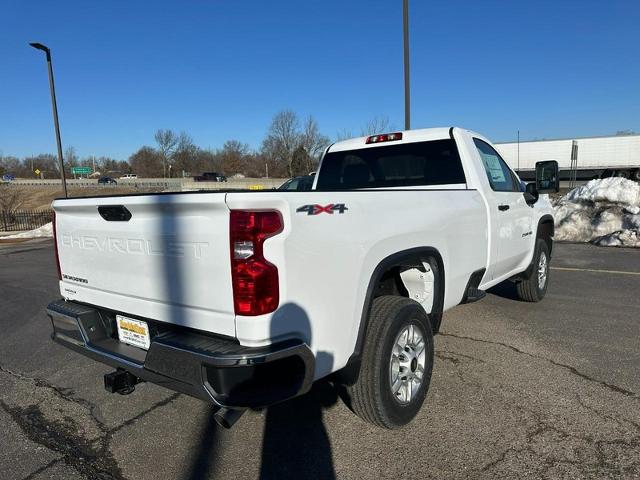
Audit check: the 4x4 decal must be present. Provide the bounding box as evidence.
[296,204,348,215]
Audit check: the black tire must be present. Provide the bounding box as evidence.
[516,239,550,302]
[347,296,434,429]
[632,169,640,182]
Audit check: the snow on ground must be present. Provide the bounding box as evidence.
[2,222,53,239]
[554,178,640,247]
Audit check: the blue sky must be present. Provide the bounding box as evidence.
[1,0,638,160]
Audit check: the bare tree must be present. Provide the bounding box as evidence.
[0,186,27,212]
[129,146,163,178]
[360,115,392,136]
[0,156,22,177]
[270,110,300,154]
[25,154,59,178]
[301,116,330,161]
[192,149,219,177]
[65,146,79,177]
[261,110,331,176]
[172,132,198,177]
[154,129,179,179]
[218,140,250,175]
[335,128,355,142]
[261,110,301,176]
[290,146,313,176]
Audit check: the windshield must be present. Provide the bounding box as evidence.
[315,139,466,190]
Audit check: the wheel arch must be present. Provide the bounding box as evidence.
[337,247,445,384]
[537,214,554,257]
[515,214,554,281]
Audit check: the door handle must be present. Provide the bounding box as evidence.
[498,204,510,211]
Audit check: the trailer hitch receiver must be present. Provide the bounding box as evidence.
[104,369,141,395]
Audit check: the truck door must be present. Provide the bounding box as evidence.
[473,138,533,278]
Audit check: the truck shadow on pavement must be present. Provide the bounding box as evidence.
[157,199,338,479]
[259,303,337,479]
[183,381,339,480]
[259,379,338,480]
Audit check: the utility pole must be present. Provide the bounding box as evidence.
[30,42,68,198]
[403,0,411,130]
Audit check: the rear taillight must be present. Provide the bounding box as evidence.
[52,211,61,280]
[230,210,283,316]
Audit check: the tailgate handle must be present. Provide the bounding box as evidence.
[98,205,132,221]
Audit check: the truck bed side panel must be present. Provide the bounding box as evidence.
[226,189,487,379]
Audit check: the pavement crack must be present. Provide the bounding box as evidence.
[439,333,638,399]
[107,392,181,436]
[21,459,62,480]
[0,400,125,480]
[478,396,640,475]
[575,394,640,433]
[1,362,186,479]
[435,349,485,365]
[480,412,640,475]
[0,363,109,433]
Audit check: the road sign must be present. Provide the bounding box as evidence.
[34,169,41,175]
[71,166,91,175]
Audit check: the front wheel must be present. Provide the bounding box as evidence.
[516,239,550,302]
[347,296,434,429]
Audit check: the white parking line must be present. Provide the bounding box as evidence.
[551,266,640,276]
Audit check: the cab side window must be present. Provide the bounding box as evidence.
[473,138,518,192]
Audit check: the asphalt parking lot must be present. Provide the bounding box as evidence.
[1,240,639,479]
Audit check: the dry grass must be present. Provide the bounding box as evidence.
[9,186,165,210]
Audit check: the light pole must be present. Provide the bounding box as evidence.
[403,0,411,130]
[30,42,68,198]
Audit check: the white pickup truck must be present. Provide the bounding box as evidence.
[47,127,558,429]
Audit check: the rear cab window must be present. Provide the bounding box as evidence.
[315,139,466,190]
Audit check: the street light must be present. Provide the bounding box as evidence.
[403,0,411,130]
[30,42,68,198]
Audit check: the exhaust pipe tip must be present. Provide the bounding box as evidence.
[214,407,246,429]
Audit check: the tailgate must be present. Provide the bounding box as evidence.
[52,193,235,337]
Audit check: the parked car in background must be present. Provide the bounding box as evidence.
[119,174,138,180]
[97,176,117,185]
[194,172,227,182]
[278,174,315,191]
[2,174,15,182]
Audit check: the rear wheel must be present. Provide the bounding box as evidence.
[516,239,550,302]
[632,169,640,182]
[347,296,434,429]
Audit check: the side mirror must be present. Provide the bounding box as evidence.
[524,182,539,205]
[535,160,560,193]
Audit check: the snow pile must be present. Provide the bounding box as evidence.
[2,222,53,239]
[554,178,640,247]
